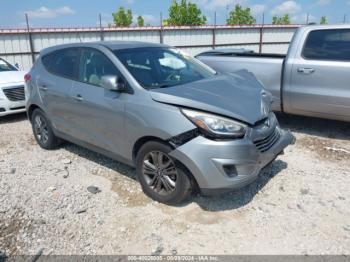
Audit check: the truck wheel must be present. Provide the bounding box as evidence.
[31,109,62,150]
[135,141,193,205]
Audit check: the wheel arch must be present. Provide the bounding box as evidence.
[132,136,199,192]
[132,136,170,164]
[27,104,42,122]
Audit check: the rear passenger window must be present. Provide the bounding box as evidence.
[42,48,79,79]
[302,29,350,61]
[79,48,120,87]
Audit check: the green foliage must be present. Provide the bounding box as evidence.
[137,15,145,27]
[164,0,207,26]
[226,4,256,25]
[272,14,290,25]
[320,16,328,24]
[112,7,133,27]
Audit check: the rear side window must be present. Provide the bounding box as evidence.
[302,29,350,61]
[42,48,79,79]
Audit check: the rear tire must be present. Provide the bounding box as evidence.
[135,141,193,205]
[31,109,62,150]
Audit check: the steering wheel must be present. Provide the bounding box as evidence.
[165,71,181,82]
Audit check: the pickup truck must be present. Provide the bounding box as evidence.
[196,24,350,122]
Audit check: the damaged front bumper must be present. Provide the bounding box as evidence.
[169,125,295,195]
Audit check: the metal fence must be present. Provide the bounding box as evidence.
[0,24,299,71]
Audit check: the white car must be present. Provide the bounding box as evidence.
[0,58,27,117]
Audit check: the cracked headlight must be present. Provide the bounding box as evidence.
[181,108,246,139]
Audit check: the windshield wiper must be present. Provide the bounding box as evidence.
[155,84,177,89]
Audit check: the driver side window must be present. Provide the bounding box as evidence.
[79,48,120,87]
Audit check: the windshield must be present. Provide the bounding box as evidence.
[113,47,216,89]
[0,58,17,72]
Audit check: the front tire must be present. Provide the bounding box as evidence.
[135,141,193,205]
[31,109,61,150]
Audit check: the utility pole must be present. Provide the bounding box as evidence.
[160,12,164,44]
[213,11,216,49]
[99,13,104,41]
[343,14,347,23]
[306,13,309,24]
[262,12,265,25]
[259,13,265,54]
[25,14,35,64]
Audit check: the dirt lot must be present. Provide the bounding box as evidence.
[0,113,349,256]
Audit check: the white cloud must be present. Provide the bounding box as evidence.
[251,4,266,16]
[24,6,75,19]
[143,14,157,24]
[190,0,248,10]
[271,1,301,15]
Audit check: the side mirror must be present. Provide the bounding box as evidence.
[100,75,126,92]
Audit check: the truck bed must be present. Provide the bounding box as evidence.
[197,51,285,111]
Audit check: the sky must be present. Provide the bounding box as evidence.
[0,0,349,28]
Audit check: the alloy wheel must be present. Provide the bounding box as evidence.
[34,115,49,145]
[142,151,178,195]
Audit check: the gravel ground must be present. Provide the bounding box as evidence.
[0,113,349,256]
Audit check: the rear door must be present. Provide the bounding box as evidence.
[69,47,126,154]
[39,48,80,136]
[287,28,350,119]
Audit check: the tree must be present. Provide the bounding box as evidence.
[320,16,328,24]
[164,0,206,26]
[226,4,256,25]
[137,15,145,27]
[272,14,290,25]
[112,7,133,27]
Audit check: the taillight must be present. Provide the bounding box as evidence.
[24,74,31,82]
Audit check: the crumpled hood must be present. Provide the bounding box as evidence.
[150,70,272,125]
[0,71,26,85]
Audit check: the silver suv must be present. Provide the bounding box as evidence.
[25,41,295,204]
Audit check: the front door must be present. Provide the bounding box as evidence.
[69,48,126,155]
[287,28,350,119]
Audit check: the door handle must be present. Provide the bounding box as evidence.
[297,68,315,74]
[73,94,84,102]
[38,83,49,91]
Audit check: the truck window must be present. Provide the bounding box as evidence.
[302,29,350,61]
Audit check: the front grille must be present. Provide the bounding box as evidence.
[3,86,25,101]
[254,128,280,153]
